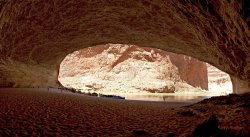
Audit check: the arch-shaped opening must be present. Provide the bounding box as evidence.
[58,44,233,102]
[1,1,250,136]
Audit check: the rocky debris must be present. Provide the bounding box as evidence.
[99,94,125,99]
[177,110,195,117]
[189,93,250,137]
[59,44,208,93]
[192,115,219,137]
[132,129,148,136]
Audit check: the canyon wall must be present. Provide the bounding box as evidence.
[207,64,232,93]
[166,52,208,90]
[59,44,208,92]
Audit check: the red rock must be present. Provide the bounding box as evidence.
[0,1,249,93]
[59,44,208,92]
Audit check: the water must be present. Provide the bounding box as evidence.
[123,94,210,103]
[46,87,218,103]
[93,91,217,103]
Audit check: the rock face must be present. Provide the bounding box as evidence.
[207,64,232,93]
[166,52,208,90]
[59,44,208,93]
[230,76,250,94]
[0,1,250,93]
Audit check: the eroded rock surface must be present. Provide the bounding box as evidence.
[231,75,250,94]
[207,64,232,93]
[0,0,250,93]
[59,44,208,93]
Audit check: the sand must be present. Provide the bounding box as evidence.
[0,88,249,136]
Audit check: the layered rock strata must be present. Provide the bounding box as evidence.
[59,44,208,93]
[0,0,249,93]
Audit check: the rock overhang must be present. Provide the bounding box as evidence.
[0,0,249,93]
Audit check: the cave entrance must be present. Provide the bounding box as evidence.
[58,44,232,102]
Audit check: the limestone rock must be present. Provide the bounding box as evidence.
[59,44,208,93]
[207,64,232,93]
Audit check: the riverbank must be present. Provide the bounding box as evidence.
[0,88,249,136]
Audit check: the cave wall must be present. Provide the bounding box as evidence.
[0,59,61,87]
[0,0,250,93]
[230,75,250,94]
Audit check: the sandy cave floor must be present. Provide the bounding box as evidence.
[0,88,249,137]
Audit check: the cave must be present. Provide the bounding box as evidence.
[0,1,249,93]
[0,1,250,136]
